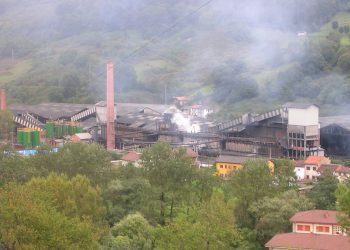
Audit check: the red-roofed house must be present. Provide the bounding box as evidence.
[266,210,348,250]
[70,133,92,143]
[304,156,331,181]
[121,151,141,167]
[174,96,188,106]
[266,233,350,250]
[317,164,350,182]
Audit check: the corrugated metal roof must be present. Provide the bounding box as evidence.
[10,103,92,120]
[283,102,318,109]
[216,155,251,164]
[320,115,350,131]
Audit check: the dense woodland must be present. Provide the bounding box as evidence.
[0,141,350,249]
[1,1,350,117]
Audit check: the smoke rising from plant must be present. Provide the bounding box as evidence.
[1,0,349,116]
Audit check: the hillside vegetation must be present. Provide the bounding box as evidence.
[1,0,350,118]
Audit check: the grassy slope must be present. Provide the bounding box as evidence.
[2,5,350,117]
[0,59,32,86]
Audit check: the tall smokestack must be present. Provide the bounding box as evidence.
[106,63,115,150]
[0,89,6,111]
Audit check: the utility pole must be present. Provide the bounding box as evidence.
[164,84,167,105]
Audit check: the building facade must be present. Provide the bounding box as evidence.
[266,210,349,250]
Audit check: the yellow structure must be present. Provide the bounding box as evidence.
[215,155,275,178]
[215,155,245,177]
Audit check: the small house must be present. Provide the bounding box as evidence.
[317,164,350,182]
[303,156,331,180]
[266,210,349,250]
[70,133,92,143]
[121,151,141,167]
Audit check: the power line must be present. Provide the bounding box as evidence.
[89,0,214,84]
[121,0,214,62]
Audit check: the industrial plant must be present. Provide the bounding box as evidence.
[0,63,349,161]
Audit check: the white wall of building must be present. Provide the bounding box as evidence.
[288,105,319,126]
[294,167,305,180]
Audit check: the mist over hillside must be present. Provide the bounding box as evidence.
[1,0,350,118]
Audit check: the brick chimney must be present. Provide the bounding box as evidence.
[106,63,115,150]
[0,89,6,111]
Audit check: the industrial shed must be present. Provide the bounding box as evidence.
[320,115,350,156]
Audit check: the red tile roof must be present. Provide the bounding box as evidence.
[304,156,329,165]
[121,151,140,162]
[265,233,350,250]
[293,160,304,167]
[186,147,198,158]
[175,96,188,101]
[290,210,337,225]
[318,164,350,174]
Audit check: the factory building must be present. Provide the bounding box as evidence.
[9,101,218,151]
[211,103,322,159]
[8,99,328,160]
[320,115,350,156]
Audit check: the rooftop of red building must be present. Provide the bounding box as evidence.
[265,233,350,250]
[290,210,337,225]
[121,151,140,162]
[318,164,350,174]
[304,156,329,165]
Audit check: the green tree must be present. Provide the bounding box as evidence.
[228,160,274,228]
[332,21,339,29]
[0,110,13,141]
[27,173,107,225]
[26,143,113,186]
[273,159,298,193]
[211,60,259,104]
[111,213,154,250]
[154,191,243,250]
[308,169,338,209]
[141,142,196,224]
[336,179,350,231]
[0,144,36,186]
[0,175,106,249]
[337,51,350,72]
[103,175,156,225]
[249,190,314,246]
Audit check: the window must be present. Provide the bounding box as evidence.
[297,224,311,232]
[306,175,310,179]
[333,225,343,235]
[316,226,330,233]
[306,167,310,170]
[220,165,223,168]
[313,167,316,171]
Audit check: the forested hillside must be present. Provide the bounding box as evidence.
[1,0,350,117]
